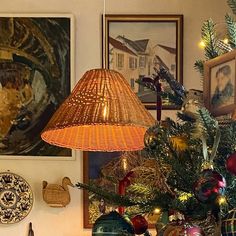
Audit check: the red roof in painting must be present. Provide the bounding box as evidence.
[109,37,137,56]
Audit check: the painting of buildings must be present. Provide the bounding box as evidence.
[106,16,183,108]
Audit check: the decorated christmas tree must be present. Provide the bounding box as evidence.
[77,0,236,235]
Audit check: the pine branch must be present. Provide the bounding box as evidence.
[177,112,196,122]
[225,13,236,48]
[165,117,183,132]
[159,67,186,99]
[197,108,218,142]
[127,183,153,196]
[228,0,236,15]
[201,19,220,59]
[76,182,135,207]
[136,77,156,91]
[138,191,174,211]
[161,91,183,106]
[194,60,205,77]
[218,121,236,158]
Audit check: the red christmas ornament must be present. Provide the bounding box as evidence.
[183,224,205,236]
[118,171,135,215]
[226,152,236,175]
[131,215,148,235]
[193,169,226,203]
[159,222,205,236]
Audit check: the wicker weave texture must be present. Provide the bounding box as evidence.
[41,69,155,151]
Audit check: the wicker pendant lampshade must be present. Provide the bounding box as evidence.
[41,69,155,151]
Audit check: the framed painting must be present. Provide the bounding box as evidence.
[103,14,183,109]
[0,14,75,160]
[83,151,160,229]
[204,50,236,117]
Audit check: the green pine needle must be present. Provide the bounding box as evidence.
[201,19,220,59]
[161,91,183,106]
[225,13,236,48]
[197,108,218,143]
[76,182,135,207]
[127,183,153,196]
[228,0,236,15]
[194,60,205,77]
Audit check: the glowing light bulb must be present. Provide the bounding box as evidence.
[178,192,193,202]
[218,196,227,205]
[223,38,229,44]
[122,157,128,171]
[153,208,161,214]
[199,40,206,49]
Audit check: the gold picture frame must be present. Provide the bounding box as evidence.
[204,50,236,117]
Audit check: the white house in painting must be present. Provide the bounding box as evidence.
[109,36,139,92]
[153,44,176,78]
[109,36,155,93]
[116,36,154,78]
[109,35,176,102]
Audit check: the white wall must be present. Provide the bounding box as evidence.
[0,0,229,235]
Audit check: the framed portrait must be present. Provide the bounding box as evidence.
[103,14,183,109]
[0,14,75,160]
[204,50,236,117]
[83,151,160,228]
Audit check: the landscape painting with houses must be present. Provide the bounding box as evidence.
[108,21,178,108]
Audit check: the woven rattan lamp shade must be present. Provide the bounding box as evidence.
[41,69,155,151]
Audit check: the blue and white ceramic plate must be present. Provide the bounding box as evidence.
[0,172,33,224]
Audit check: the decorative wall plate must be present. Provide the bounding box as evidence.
[0,172,33,224]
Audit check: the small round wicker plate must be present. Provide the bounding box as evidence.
[0,172,33,224]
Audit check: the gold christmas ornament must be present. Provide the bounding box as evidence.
[170,135,188,152]
[201,161,214,171]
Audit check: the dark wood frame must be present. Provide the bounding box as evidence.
[83,151,120,228]
[102,14,184,110]
[83,151,157,229]
[83,151,90,228]
[204,50,236,116]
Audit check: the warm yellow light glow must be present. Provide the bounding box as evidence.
[223,38,229,44]
[122,157,128,171]
[41,68,155,152]
[153,208,161,214]
[103,105,107,119]
[199,40,206,49]
[218,196,227,205]
[179,192,193,202]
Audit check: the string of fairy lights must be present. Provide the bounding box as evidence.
[198,38,229,49]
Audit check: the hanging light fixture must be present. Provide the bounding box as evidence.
[41,0,155,152]
[41,69,155,151]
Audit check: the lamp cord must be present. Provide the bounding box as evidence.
[102,0,106,69]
